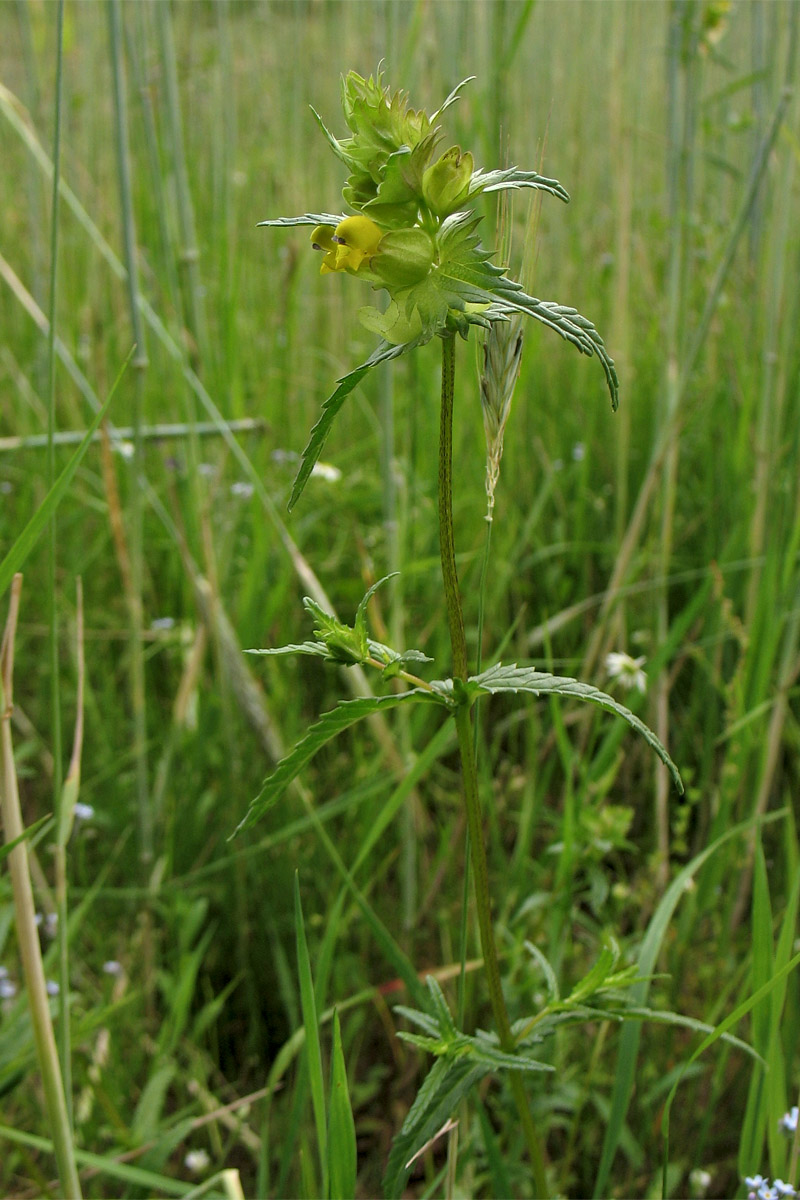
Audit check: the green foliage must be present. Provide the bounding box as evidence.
[327,1010,357,1200]
[468,663,683,792]
[1,3,799,1197]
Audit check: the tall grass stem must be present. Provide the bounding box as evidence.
[1,577,82,1198]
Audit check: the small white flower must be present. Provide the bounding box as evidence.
[774,1181,797,1198]
[151,616,176,632]
[605,651,647,694]
[230,481,254,499]
[689,1167,712,1196]
[46,979,60,996]
[73,803,95,822]
[310,461,342,483]
[184,1149,210,1174]
[197,462,217,478]
[0,977,16,1000]
[779,1106,798,1135]
[112,440,135,460]
[103,960,123,977]
[572,441,585,462]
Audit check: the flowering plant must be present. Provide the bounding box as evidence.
[260,68,618,509]
[255,70,686,1200]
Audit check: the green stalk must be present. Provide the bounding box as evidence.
[1,579,82,1199]
[437,334,548,1197]
[108,0,151,870]
[45,0,69,1119]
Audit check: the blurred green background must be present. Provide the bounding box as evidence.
[1,1,799,1196]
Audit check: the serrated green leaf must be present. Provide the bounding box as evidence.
[383,1058,490,1200]
[467,1038,553,1074]
[467,166,570,204]
[424,977,457,1040]
[493,293,619,410]
[354,574,397,648]
[328,1010,357,1200]
[566,937,621,1005]
[257,211,346,229]
[524,941,560,1002]
[232,690,447,836]
[301,595,366,664]
[396,1031,449,1054]
[244,641,330,658]
[429,76,475,123]
[393,1006,441,1039]
[469,663,682,793]
[288,340,418,510]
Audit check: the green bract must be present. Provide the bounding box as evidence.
[259,68,619,509]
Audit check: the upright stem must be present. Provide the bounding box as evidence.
[1,579,82,1199]
[437,335,548,1196]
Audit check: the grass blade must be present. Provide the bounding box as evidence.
[295,872,328,1198]
[0,348,132,602]
[327,1009,357,1200]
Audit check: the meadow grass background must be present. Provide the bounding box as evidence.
[1,1,799,1197]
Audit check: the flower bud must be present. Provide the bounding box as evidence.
[372,228,434,289]
[422,147,474,216]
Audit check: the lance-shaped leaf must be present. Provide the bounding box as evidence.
[468,663,682,792]
[383,1058,491,1200]
[256,211,346,230]
[435,212,619,409]
[467,166,570,205]
[289,338,419,510]
[245,641,331,659]
[492,293,619,411]
[232,689,449,836]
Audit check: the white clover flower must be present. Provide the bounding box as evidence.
[310,461,342,483]
[689,1167,712,1196]
[230,481,255,499]
[184,1149,210,1174]
[605,651,647,694]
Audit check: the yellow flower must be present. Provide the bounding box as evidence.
[310,215,383,274]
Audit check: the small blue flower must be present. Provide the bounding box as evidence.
[774,1181,797,1198]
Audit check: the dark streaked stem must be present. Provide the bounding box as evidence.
[438,334,548,1196]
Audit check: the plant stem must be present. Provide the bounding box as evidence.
[1,578,82,1199]
[437,334,548,1197]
